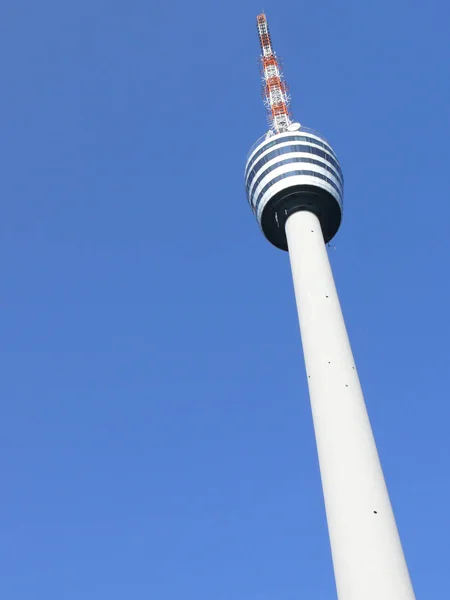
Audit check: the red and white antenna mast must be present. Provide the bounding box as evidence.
[257,13,292,133]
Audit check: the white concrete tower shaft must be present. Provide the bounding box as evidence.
[285,210,415,600]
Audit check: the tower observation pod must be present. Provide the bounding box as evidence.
[245,14,416,600]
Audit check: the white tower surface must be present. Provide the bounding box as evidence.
[245,14,416,600]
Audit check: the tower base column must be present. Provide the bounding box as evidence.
[285,210,415,600]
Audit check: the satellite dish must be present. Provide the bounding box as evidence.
[287,122,301,131]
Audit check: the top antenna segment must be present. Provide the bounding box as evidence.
[256,13,292,133]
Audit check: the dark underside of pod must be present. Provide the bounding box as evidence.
[260,184,342,251]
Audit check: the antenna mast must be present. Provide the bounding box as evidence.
[256,13,292,133]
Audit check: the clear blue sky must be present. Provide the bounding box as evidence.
[0,1,449,598]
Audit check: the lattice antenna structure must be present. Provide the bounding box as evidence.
[256,13,292,133]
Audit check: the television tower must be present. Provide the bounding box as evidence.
[245,14,416,599]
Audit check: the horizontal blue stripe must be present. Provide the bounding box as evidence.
[246,134,338,177]
[247,156,343,198]
[246,144,343,189]
[253,169,343,212]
